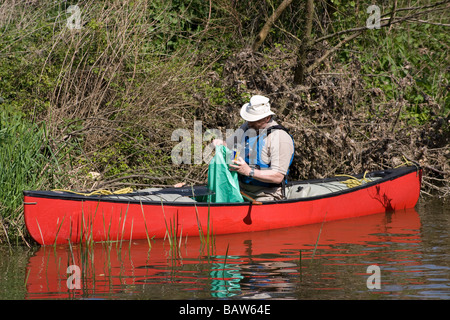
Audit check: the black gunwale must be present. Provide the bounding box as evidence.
[23,166,420,207]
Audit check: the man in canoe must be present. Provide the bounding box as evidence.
[214,95,295,201]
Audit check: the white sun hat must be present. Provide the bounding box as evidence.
[240,95,275,122]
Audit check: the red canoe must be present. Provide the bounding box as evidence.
[23,166,422,245]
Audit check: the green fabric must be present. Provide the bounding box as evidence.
[202,145,244,203]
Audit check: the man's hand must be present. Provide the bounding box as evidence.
[229,157,251,176]
[212,139,226,147]
[230,157,285,184]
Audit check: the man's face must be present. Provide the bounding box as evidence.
[248,116,271,130]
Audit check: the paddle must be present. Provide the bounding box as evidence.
[240,191,262,205]
[83,185,215,198]
[140,186,214,197]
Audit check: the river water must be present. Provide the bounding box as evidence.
[0,198,449,301]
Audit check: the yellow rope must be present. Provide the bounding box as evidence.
[336,171,370,188]
[337,157,414,188]
[394,156,413,168]
[52,187,134,196]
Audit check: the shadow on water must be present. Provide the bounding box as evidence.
[21,207,450,300]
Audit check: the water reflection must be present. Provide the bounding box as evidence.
[25,208,436,300]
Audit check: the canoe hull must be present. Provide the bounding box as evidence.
[23,166,422,245]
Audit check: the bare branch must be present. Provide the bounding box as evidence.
[252,0,294,52]
[388,0,398,32]
[306,30,363,74]
[406,18,450,27]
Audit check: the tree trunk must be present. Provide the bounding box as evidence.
[293,0,314,85]
[252,0,294,52]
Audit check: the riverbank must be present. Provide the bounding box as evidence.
[0,1,448,245]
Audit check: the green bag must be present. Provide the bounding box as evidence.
[202,145,244,203]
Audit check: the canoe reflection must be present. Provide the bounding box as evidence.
[25,208,421,299]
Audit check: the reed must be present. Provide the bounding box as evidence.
[205,205,215,255]
[53,216,66,248]
[118,204,130,250]
[24,268,31,288]
[0,110,70,243]
[162,200,182,259]
[129,219,134,251]
[299,250,303,282]
[79,202,99,248]
[0,218,12,252]
[102,211,114,244]
[310,212,327,264]
[222,243,230,284]
[194,202,216,258]
[35,219,45,246]
[139,200,153,249]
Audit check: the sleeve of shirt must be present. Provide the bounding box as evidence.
[268,130,294,175]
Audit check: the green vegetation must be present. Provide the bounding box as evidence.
[0,110,71,244]
[0,0,448,244]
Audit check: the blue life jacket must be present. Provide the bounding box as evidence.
[239,125,294,188]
